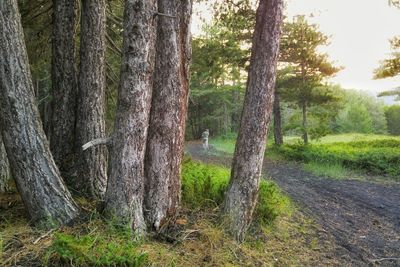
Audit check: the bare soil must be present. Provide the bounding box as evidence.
[186,141,400,267]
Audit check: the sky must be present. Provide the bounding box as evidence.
[192,0,400,101]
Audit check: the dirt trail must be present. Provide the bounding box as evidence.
[186,141,400,266]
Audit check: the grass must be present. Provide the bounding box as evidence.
[209,138,236,154]
[303,162,351,179]
[0,160,336,266]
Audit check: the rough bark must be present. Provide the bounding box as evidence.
[0,0,79,227]
[302,101,309,144]
[144,0,192,231]
[0,135,10,193]
[273,92,283,146]
[103,0,157,233]
[76,0,107,199]
[221,0,283,242]
[49,0,78,175]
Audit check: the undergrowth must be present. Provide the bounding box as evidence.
[181,158,292,226]
[0,159,334,266]
[273,139,400,179]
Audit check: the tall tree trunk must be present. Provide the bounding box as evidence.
[76,0,107,199]
[49,0,78,176]
[302,101,308,144]
[0,0,79,227]
[144,0,192,231]
[0,136,10,193]
[273,92,283,146]
[103,0,157,234]
[221,0,283,242]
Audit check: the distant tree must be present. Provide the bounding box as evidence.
[76,0,108,199]
[188,26,248,138]
[385,105,400,135]
[49,0,78,176]
[103,0,157,234]
[222,0,283,241]
[273,67,299,145]
[273,91,283,145]
[144,0,192,231]
[279,16,341,144]
[335,90,387,134]
[188,0,255,138]
[336,103,373,134]
[0,0,79,227]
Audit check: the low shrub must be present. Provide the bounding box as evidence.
[181,158,292,225]
[274,139,400,178]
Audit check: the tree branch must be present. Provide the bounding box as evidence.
[82,137,111,151]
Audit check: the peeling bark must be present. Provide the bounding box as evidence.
[0,0,79,227]
[221,0,284,242]
[103,0,158,234]
[76,0,107,199]
[49,0,78,176]
[144,0,192,231]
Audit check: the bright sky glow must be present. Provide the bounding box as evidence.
[192,0,400,99]
[286,0,400,97]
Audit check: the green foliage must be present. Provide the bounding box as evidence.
[334,90,387,134]
[276,140,400,178]
[385,105,400,135]
[188,17,248,138]
[336,103,373,133]
[181,158,292,225]
[46,224,148,266]
[255,181,292,225]
[278,16,341,142]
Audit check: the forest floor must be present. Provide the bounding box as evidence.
[186,141,400,267]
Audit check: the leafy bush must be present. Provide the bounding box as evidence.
[275,139,400,178]
[181,158,229,208]
[181,158,292,225]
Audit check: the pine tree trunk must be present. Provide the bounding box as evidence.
[221,0,283,242]
[0,136,10,193]
[273,92,283,146]
[0,0,79,227]
[144,0,192,231]
[76,0,107,199]
[49,0,78,176]
[103,0,157,233]
[302,101,308,144]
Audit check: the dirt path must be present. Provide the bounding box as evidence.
[186,141,400,266]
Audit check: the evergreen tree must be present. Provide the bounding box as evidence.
[279,16,341,144]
